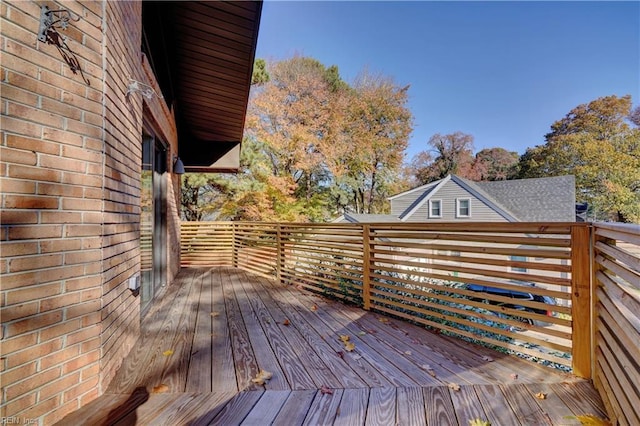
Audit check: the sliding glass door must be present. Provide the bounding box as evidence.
[141,133,167,314]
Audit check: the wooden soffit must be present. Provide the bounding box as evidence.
[143,1,262,172]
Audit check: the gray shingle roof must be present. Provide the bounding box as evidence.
[343,213,401,223]
[473,175,576,222]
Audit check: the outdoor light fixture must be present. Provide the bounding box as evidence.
[173,156,185,174]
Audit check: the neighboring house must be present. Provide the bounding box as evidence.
[390,174,576,223]
[335,175,576,302]
[1,1,261,423]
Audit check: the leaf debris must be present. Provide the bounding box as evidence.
[162,349,174,356]
[448,382,461,391]
[535,392,547,400]
[152,384,169,393]
[251,369,273,386]
[320,385,333,395]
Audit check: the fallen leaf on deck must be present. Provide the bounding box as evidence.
[378,317,390,323]
[336,351,345,360]
[469,419,491,426]
[310,304,318,312]
[411,338,420,344]
[320,385,333,395]
[151,384,169,393]
[251,369,273,386]
[344,342,356,352]
[404,350,412,356]
[282,319,290,326]
[296,285,303,290]
[569,414,612,426]
[339,335,350,343]
[535,392,547,400]
[162,349,174,356]
[481,355,494,362]
[358,331,367,336]
[510,373,518,380]
[210,312,220,317]
[448,382,461,391]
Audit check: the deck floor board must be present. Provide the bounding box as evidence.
[57,267,608,425]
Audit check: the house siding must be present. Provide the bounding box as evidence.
[391,187,429,216]
[0,1,181,424]
[404,180,507,222]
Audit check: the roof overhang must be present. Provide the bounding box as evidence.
[143,1,262,172]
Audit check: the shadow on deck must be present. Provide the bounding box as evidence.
[57,267,606,425]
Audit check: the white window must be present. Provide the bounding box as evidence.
[510,255,527,272]
[429,199,442,218]
[456,198,471,218]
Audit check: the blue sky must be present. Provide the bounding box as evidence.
[255,1,639,159]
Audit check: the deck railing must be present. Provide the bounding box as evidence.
[180,220,640,425]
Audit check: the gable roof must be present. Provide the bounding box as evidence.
[395,174,576,222]
[337,213,401,223]
[474,175,576,222]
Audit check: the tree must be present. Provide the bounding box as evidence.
[334,71,412,214]
[519,95,640,223]
[473,148,519,181]
[408,132,476,184]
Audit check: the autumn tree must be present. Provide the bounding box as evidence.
[518,95,640,223]
[409,132,475,184]
[473,148,519,181]
[332,71,412,214]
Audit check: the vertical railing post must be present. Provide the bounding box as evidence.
[232,222,238,268]
[276,223,283,283]
[362,224,372,310]
[571,224,592,379]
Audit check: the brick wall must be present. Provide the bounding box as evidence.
[1,1,181,424]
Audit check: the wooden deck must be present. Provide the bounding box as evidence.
[58,267,607,425]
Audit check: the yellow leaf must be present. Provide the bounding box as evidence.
[344,342,356,352]
[448,382,461,391]
[378,317,390,323]
[469,419,491,426]
[251,369,273,386]
[574,414,612,426]
[151,383,169,393]
[310,304,318,312]
[339,335,350,343]
[404,350,412,355]
[535,392,547,400]
[210,312,221,317]
[162,349,174,356]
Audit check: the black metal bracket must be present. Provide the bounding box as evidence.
[37,5,78,42]
[37,5,89,85]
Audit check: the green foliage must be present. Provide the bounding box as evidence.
[518,95,640,223]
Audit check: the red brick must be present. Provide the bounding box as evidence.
[7,224,63,240]
[1,116,43,138]
[3,194,59,210]
[40,344,81,371]
[39,153,87,173]
[0,332,37,357]
[0,241,38,257]
[61,171,103,188]
[9,253,63,272]
[79,360,100,381]
[38,182,85,198]
[40,238,82,253]
[0,178,37,195]
[0,210,38,225]
[4,366,61,401]
[43,399,80,426]
[4,310,63,338]
[18,394,61,420]
[6,133,60,155]
[80,337,100,353]
[65,224,101,237]
[2,392,36,418]
[64,249,101,264]
[0,82,39,107]
[0,302,38,322]
[62,144,103,163]
[42,127,83,147]
[40,210,83,223]
[66,299,100,320]
[0,146,37,165]
[5,2,40,33]
[41,97,83,121]
[7,102,64,128]
[8,164,62,182]
[65,118,103,139]
[66,325,100,347]
[5,338,63,369]
[1,52,40,79]
[1,361,37,388]
[62,373,98,403]
[38,69,85,98]
[5,283,62,306]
